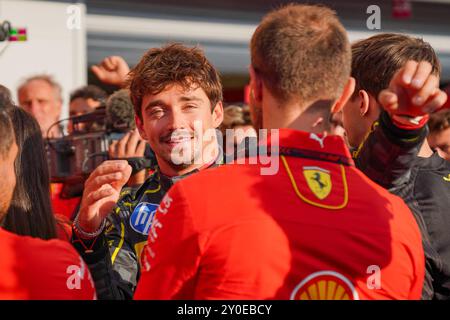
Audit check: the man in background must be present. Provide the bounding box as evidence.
[17,74,63,138]
[70,85,107,118]
[342,33,449,299]
[68,85,107,133]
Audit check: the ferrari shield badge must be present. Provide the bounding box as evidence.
[303,166,332,200]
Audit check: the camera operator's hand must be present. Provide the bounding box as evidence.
[109,130,147,186]
[91,56,130,87]
[379,60,448,119]
[109,130,146,159]
[77,160,132,233]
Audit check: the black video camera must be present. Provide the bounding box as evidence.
[46,106,155,188]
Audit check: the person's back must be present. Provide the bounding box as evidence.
[0,226,95,299]
[135,129,423,299]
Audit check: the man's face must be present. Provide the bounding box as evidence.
[69,97,101,118]
[136,83,223,172]
[18,80,62,136]
[428,127,450,161]
[0,141,18,220]
[68,98,102,133]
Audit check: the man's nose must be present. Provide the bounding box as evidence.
[29,101,41,115]
[166,110,186,130]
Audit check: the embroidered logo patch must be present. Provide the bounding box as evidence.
[129,202,158,235]
[303,166,332,200]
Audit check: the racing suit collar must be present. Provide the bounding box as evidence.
[265,128,354,164]
[156,157,221,190]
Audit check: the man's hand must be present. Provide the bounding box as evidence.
[109,130,146,159]
[91,56,130,87]
[108,130,147,186]
[77,160,132,233]
[379,61,448,118]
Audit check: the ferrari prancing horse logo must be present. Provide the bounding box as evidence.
[303,166,332,200]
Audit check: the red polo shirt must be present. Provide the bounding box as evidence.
[134,129,424,300]
[0,227,95,300]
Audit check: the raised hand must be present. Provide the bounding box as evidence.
[91,56,130,87]
[379,60,447,118]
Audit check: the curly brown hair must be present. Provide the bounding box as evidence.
[128,43,223,119]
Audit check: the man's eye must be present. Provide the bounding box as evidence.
[184,105,197,110]
[149,109,164,116]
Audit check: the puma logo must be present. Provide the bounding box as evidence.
[444,174,450,182]
[310,133,326,148]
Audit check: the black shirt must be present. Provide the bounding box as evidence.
[354,111,450,299]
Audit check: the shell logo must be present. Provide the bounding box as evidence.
[290,271,360,300]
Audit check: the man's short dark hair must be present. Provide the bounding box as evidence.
[70,85,107,103]
[250,4,351,104]
[0,109,14,159]
[0,85,15,150]
[351,33,441,100]
[0,84,13,107]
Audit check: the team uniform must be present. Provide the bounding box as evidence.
[354,110,450,299]
[0,227,95,300]
[72,163,219,300]
[134,128,424,300]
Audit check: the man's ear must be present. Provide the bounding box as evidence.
[358,90,371,117]
[135,115,148,140]
[249,66,263,104]
[332,77,355,113]
[212,101,224,128]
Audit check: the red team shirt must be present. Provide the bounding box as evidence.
[0,227,95,300]
[134,129,424,300]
